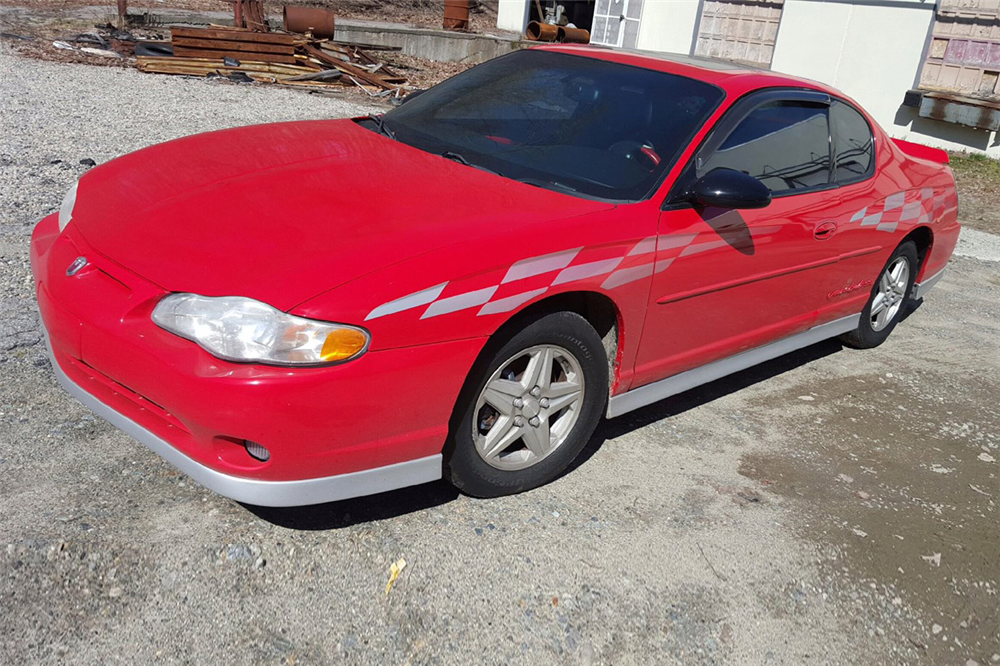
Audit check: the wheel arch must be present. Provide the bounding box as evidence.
[901,225,934,279]
[500,290,623,391]
[449,290,625,432]
[442,289,623,477]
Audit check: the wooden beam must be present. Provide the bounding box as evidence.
[171,36,294,55]
[172,46,298,65]
[169,27,298,45]
[303,44,396,89]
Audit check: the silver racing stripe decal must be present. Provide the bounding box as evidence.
[365,282,448,321]
[366,186,956,321]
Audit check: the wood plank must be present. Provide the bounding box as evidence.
[137,60,310,73]
[172,45,298,64]
[169,26,298,45]
[303,45,397,89]
[245,1,270,33]
[171,36,294,54]
[261,78,345,89]
[354,48,400,78]
[137,61,316,78]
[139,55,311,71]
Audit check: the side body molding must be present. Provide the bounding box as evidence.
[607,314,861,418]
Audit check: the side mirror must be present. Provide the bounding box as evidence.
[691,168,771,209]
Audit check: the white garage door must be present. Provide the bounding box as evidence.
[694,0,784,68]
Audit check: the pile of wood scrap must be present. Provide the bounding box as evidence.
[135,26,407,94]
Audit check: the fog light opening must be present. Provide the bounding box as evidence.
[244,440,271,462]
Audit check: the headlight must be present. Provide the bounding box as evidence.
[151,294,370,366]
[58,181,78,232]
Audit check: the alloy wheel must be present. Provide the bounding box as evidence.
[870,256,910,332]
[473,344,586,471]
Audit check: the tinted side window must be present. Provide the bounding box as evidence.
[830,100,874,183]
[700,101,831,194]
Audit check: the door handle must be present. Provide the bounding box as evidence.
[814,221,837,241]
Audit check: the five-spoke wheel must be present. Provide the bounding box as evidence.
[445,311,608,497]
[870,256,909,332]
[474,344,585,471]
[841,240,919,349]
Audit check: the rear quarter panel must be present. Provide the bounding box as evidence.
[879,138,960,281]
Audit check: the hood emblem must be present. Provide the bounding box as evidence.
[66,256,88,276]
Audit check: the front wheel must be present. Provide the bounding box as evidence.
[445,311,608,498]
[840,241,919,349]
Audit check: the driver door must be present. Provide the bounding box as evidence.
[632,91,847,387]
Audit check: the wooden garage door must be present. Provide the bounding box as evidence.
[919,0,1000,101]
[694,0,784,68]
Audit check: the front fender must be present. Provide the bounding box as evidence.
[292,206,658,390]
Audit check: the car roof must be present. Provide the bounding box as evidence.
[535,44,836,99]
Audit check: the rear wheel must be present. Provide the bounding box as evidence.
[840,241,918,349]
[445,311,608,497]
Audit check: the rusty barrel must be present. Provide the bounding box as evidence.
[283,6,336,38]
[443,0,469,31]
[526,20,559,42]
[557,26,590,44]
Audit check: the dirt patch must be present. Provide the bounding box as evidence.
[949,151,1000,236]
[737,266,1000,664]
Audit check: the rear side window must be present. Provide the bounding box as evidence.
[830,100,874,184]
[699,100,831,195]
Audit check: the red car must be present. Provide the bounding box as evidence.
[31,46,959,506]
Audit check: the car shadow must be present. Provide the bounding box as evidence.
[574,298,923,471]
[568,337,845,474]
[241,479,461,531]
[244,300,923,531]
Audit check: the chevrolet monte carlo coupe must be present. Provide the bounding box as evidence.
[32,46,959,506]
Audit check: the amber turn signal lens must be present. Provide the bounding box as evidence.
[320,328,369,362]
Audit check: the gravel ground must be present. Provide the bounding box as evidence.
[1,52,999,665]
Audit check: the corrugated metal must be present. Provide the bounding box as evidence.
[694,0,784,69]
[918,91,1000,131]
[919,0,1000,101]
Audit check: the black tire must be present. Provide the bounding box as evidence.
[444,311,609,498]
[840,241,919,349]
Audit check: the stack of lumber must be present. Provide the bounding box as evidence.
[135,26,407,92]
[170,27,296,64]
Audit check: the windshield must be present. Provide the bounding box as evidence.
[378,50,724,202]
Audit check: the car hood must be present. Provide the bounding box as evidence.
[71,119,613,311]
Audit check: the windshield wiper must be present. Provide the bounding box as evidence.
[441,151,504,177]
[367,113,395,140]
[515,177,579,194]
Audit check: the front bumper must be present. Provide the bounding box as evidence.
[44,332,442,506]
[32,214,485,506]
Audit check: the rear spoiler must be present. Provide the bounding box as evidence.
[892,138,950,165]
